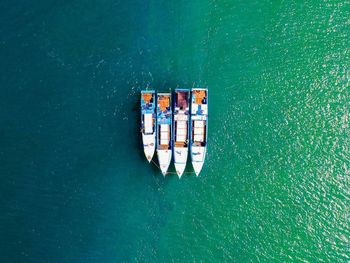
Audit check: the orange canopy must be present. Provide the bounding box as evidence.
[142,93,152,104]
[159,95,170,111]
[194,90,206,105]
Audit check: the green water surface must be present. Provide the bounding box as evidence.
[0,0,349,262]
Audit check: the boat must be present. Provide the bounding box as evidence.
[173,89,190,178]
[140,90,156,162]
[156,93,172,175]
[190,88,208,176]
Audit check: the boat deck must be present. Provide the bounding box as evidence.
[157,94,172,150]
[159,124,170,146]
[175,120,187,147]
[175,141,186,147]
[158,145,169,150]
[141,91,155,135]
[192,120,206,144]
[191,89,208,148]
[144,113,153,134]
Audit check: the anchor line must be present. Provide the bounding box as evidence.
[150,159,196,175]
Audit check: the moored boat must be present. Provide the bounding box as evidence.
[190,88,208,176]
[141,90,156,162]
[156,93,172,175]
[173,89,190,178]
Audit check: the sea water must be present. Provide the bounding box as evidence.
[0,0,349,262]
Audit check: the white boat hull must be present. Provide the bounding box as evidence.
[142,133,155,162]
[157,149,172,175]
[191,146,206,176]
[174,147,188,178]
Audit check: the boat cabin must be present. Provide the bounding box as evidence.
[192,120,206,146]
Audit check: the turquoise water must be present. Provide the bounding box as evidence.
[1,0,349,262]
